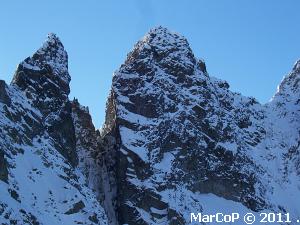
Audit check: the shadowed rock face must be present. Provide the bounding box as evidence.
[0,150,8,183]
[0,80,10,105]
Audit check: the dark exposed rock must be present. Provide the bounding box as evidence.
[9,189,20,203]
[71,98,101,186]
[65,201,85,215]
[197,59,207,73]
[88,213,99,224]
[0,80,11,105]
[48,102,78,167]
[19,209,40,225]
[0,150,8,183]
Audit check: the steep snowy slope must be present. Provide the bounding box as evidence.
[0,34,108,224]
[100,26,300,224]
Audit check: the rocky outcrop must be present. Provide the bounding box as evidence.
[0,80,11,105]
[0,150,8,183]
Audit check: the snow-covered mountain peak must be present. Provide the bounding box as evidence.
[144,26,190,49]
[10,34,71,115]
[35,33,70,84]
[123,26,197,77]
[12,33,70,88]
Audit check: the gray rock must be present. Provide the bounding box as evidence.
[0,80,10,105]
[0,150,8,183]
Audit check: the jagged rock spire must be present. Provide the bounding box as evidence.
[16,33,70,85]
[12,33,70,90]
[11,33,71,114]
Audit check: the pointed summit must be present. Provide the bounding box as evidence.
[46,33,62,45]
[144,26,189,47]
[11,33,71,114]
[12,33,70,86]
[38,33,65,59]
[12,33,70,90]
[32,33,70,84]
[123,26,197,77]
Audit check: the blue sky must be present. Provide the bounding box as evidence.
[1,1,300,127]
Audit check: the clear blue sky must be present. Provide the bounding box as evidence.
[1,1,300,128]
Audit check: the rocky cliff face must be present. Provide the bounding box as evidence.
[1,27,300,225]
